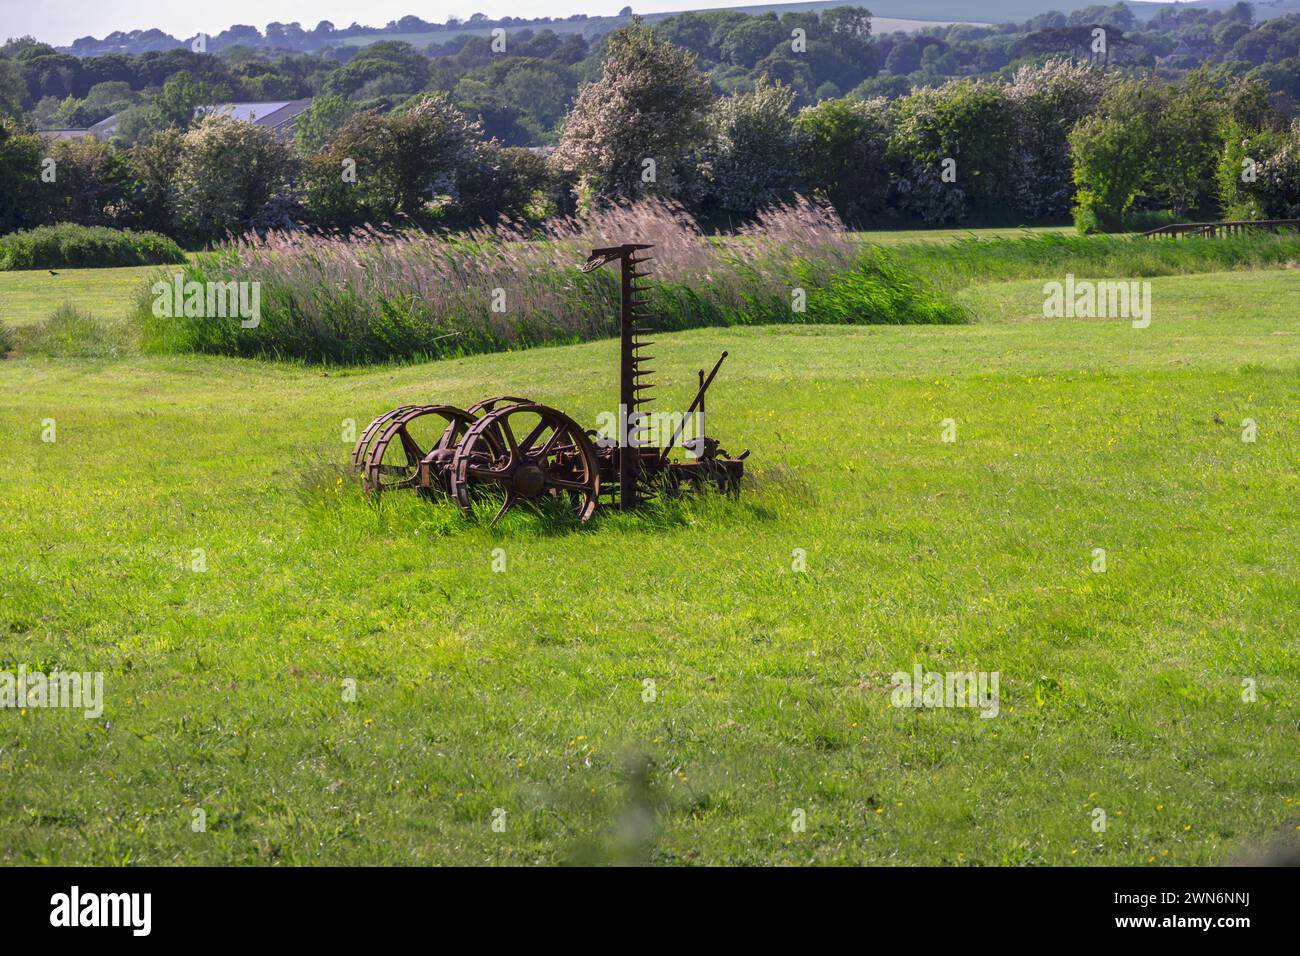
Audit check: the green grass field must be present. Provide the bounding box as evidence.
[0,248,1296,864]
[0,265,165,328]
[853,225,1075,244]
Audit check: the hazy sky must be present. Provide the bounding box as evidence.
[3,0,778,46]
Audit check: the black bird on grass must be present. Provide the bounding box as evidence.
[48,270,58,276]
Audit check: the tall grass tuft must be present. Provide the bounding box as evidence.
[141,196,967,364]
[15,303,134,358]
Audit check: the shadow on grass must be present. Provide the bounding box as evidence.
[296,451,806,539]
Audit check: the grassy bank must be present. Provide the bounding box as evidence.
[889,230,1300,291]
[849,225,1075,244]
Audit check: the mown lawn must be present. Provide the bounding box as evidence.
[854,225,1076,244]
[0,268,1296,865]
[0,264,168,328]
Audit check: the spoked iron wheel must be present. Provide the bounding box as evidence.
[465,395,533,416]
[449,403,601,525]
[465,395,533,458]
[351,405,420,471]
[357,404,480,495]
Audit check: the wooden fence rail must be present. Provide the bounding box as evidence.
[1142,219,1300,239]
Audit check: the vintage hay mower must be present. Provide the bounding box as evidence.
[351,243,748,523]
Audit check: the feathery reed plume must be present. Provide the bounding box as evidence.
[142,196,965,363]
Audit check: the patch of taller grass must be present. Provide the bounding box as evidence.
[888,230,1300,291]
[141,197,966,364]
[14,303,134,358]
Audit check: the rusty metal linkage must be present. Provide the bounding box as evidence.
[351,243,748,524]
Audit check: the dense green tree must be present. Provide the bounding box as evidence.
[552,21,713,202]
[888,79,1017,224]
[293,94,355,152]
[454,145,554,224]
[794,96,892,224]
[126,128,185,234]
[884,39,922,76]
[39,136,134,226]
[451,58,578,145]
[701,78,797,215]
[0,119,44,231]
[1251,121,1300,219]
[1006,59,1108,221]
[384,92,486,216]
[753,49,816,103]
[153,71,232,130]
[1148,70,1227,216]
[651,11,724,59]
[0,59,27,119]
[323,41,430,98]
[1068,78,1163,230]
[821,6,874,50]
[20,53,83,101]
[1247,57,1300,99]
[171,116,297,241]
[1218,95,1300,221]
[304,93,483,227]
[718,17,786,69]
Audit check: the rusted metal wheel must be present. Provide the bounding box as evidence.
[351,405,420,471]
[449,403,601,525]
[357,404,480,495]
[464,395,534,460]
[464,395,533,415]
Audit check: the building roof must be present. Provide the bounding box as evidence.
[88,113,122,139]
[37,98,313,143]
[36,129,95,141]
[199,100,313,128]
[200,99,313,135]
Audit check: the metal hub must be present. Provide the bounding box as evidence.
[513,462,546,497]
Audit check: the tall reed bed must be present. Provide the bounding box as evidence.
[141,197,966,364]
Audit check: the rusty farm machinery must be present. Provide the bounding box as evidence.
[351,243,748,523]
